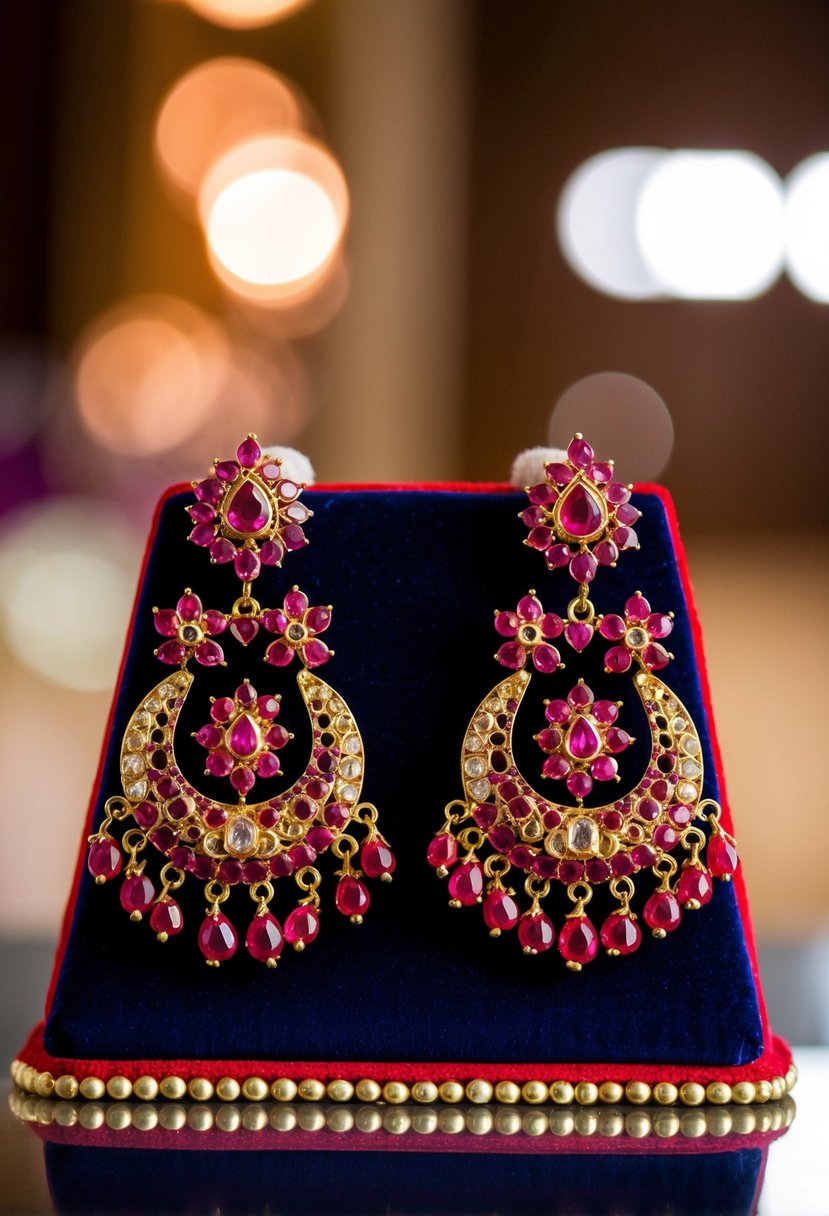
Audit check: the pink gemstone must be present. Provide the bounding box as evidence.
[156,640,186,665]
[625,593,651,620]
[489,825,516,852]
[644,890,682,933]
[568,683,594,709]
[265,640,294,667]
[542,755,571,779]
[545,462,572,486]
[259,540,284,566]
[521,506,544,527]
[120,873,155,915]
[593,700,619,725]
[648,612,673,639]
[533,856,559,879]
[211,697,235,722]
[546,544,572,569]
[606,482,631,505]
[361,840,396,877]
[324,803,349,829]
[231,766,256,795]
[243,860,268,883]
[205,752,233,778]
[227,713,260,758]
[567,771,593,799]
[558,916,598,966]
[483,889,520,932]
[569,552,598,583]
[235,548,261,581]
[230,618,259,646]
[564,621,593,652]
[177,591,203,619]
[255,753,280,779]
[284,588,309,616]
[306,605,332,634]
[528,479,559,502]
[471,804,497,831]
[495,611,519,637]
[637,797,660,821]
[189,501,216,523]
[198,911,238,962]
[226,479,272,534]
[642,643,670,671]
[149,825,176,853]
[169,846,194,869]
[527,526,553,550]
[567,436,594,469]
[532,643,560,673]
[567,717,602,760]
[193,856,217,880]
[210,538,236,564]
[257,695,280,720]
[615,502,641,525]
[133,801,159,830]
[605,645,632,673]
[269,853,293,878]
[558,482,605,537]
[610,853,635,876]
[536,726,562,752]
[557,859,583,883]
[601,810,623,831]
[203,609,228,635]
[595,539,619,566]
[598,614,626,641]
[591,755,617,781]
[293,796,317,820]
[669,803,694,827]
[189,523,216,547]
[632,844,657,867]
[708,834,739,877]
[236,436,262,468]
[290,844,317,871]
[545,700,571,724]
[246,911,284,963]
[427,833,457,869]
[194,640,224,667]
[650,779,670,802]
[88,838,122,881]
[517,593,543,620]
[653,824,679,850]
[605,727,631,753]
[518,910,555,953]
[448,861,484,905]
[305,827,334,852]
[261,461,282,481]
[283,524,306,550]
[677,866,714,907]
[335,875,371,918]
[540,612,564,638]
[613,526,638,549]
[600,913,642,955]
[497,642,526,669]
[585,857,611,883]
[153,609,179,637]
[590,461,613,483]
[303,639,330,668]
[278,480,300,501]
[215,459,240,483]
[150,898,184,938]
[194,477,224,504]
[166,795,193,820]
[266,724,291,748]
[285,905,320,947]
[217,859,243,884]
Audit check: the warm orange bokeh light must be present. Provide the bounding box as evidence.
[180,0,310,29]
[155,58,306,201]
[73,297,227,456]
[199,134,349,303]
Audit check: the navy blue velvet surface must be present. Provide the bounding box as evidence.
[45,1143,763,1216]
[44,488,763,1065]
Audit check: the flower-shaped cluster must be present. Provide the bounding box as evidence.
[599,593,673,673]
[536,680,633,802]
[494,592,563,673]
[262,586,333,669]
[188,435,312,583]
[195,680,292,798]
[153,590,227,667]
[521,435,642,583]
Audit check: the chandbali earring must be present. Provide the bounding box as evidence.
[87,436,394,967]
[430,434,738,969]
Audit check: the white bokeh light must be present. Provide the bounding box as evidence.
[785,153,829,303]
[636,151,785,299]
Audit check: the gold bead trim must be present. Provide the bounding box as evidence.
[7,1083,796,1140]
[9,1057,798,1108]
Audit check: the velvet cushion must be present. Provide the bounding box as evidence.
[43,485,764,1066]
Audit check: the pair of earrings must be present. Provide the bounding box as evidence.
[87,434,738,970]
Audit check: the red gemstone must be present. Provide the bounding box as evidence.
[495,610,519,637]
[203,609,227,635]
[324,803,349,829]
[246,911,284,963]
[227,713,260,758]
[677,866,714,907]
[708,834,739,877]
[567,717,601,760]
[472,804,498,831]
[153,609,179,637]
[567,771,593,798]
[625,593,651,620]
[210,538,236,564]
[194,477,223,504]
[527,525,553,550]
[177,591,202,620]
[569,552,597,583]
[265,640,293,667]
[427,833,457,869]
[256,753,281,779]
[189,522,216,547]
[497,642,526,669]
[120,873,155,916]
[133,801,159,829]
[595,539,619,566]
[306,606,332,634]
[591,755,617,781]
[303,639,330,667]
[643,890,682,933]
[558,482,604,537]
[230,618,259,646]
[545,462,572,486]
[260,540,284,565]
[483,889,520,932]
[605,645,632,673]
[335,876,371,919]
[226,479,271,534]
[198,911,239,963]
[518,910,555,953]
[600,913,642,955]
[546,544,572,569]
[206,752,233,778]
[305,826,334,852]
[642,643,670,671]
[283,524,306,550]
[156,640,186,665]
[236,436,262,467]
[558,915,599,966]
[648,612,673,639]
[360,840,396,878]
[653,824,679,850]
[194,639,224,667]
[545,699,571,724]
[150,898,184,938]
[284,587,308,616]
[567,436,594,468]
[285,905,320,947]
[605,727,630,752]
[266,724,290,748]
[536,727,562,752]
[235,548,261,581]
[564,621,593,652]
[598,614,626,641]
[231,766,256,795]
[88,838,122,881]
[215,459,240,483]
[568,683,593,709]
[448,861,484,905]
[257,695,280,719]
[489,825,516,852]
[189,501,217,522]
[532,643,561,673]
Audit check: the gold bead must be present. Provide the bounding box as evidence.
[551,1080,575,1105]
[679,1082,705,1107]
[106,1075,133,1101]
[327,1108,355,1133]
[466,1078,494,1104]
[271,1107,298,1132]
[786,1063,798,1091]
[79,1076,106,1101]
[54,1104,78,1129]
[355,1107,382,1132]
[597,1110,624,1137]
[297,1078,325,1102]
[625,1081,652,1106]
[242,1106,268,1131]
[549,1110,575,1136]
[241,1076,269,1102]
[652,1082,678,1106]
[522,1111,549,1136]
[467,1108,494,1135]
[625,1112,652,1139]
[188,1105,214,1132]
[707,1109,732,1137]
[384,1109,412,1134]
[79,1104,105,1130]
[494,1109,522,1135]
[731,1107,756,1135]
[355,1078,381,1102]
[574,1109,598,1136]
[133,1075,159,1101]
[133,1106,159,1132]
[439,1080,464,1104]
[159,1104,187,1130]
[412,1110,439,1134]
[216,1107,241,1133]
[326,1079,354,1103]
[159,1075,187,1100]
[574,1082,598,1106]
[730,1081,756,1105]
[34,1072,55,1097]
[680,1110,707,1138]
[297,1106,326,1132]
[598,1081,624,1104]
[382,1081,410,1105]
[754,1079,772,1103]
[54,1075,79,1101]
[22,1066,37,1092]
[652,1110,681,1138]
[770,1076,786,1101]
[188,1077,214,1102]
[754,1106,774,1132]
[522,1080,549,1105]
[216,1076,241,1102]
[105,1103,132,1131]
[271,1077,298,1102]
[439,1108,465,1134]
[494,1080,521,1105]
[411,1080,438,1104]
[705,1081,732,1105]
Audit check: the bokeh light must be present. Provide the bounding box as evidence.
[784,153,829,303]
[155,58,306,202]
[548,372,674,483]
[636,151,785,299]
[73,296,227,456]
[179,0,311,30]
[0,499,139,693]
[557,148,666,300]
[199,134,349,303]
[0,339,65,456]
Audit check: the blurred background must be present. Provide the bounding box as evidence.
[0,0,827,1058]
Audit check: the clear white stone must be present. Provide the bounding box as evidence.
[258,832,278,856]
[474,713,494,733]
[568,817,599,854]
[334,714,351,733]
[226,815,257,856]
[681,759,701,779]
[134,712,151,728]
[204,832,223,854]
[548,831,566,856]
[344,735,361,755]
[464,734,484,753]
[626,628,647,648]
[464,757,486,778]
[666,698,678,712]
[125,731,144,752]
[328,698,343,714]
[145,697,162,713]
[523,817,542,840]
[121,753,145,776]
[485,698,502,713]
[158,683,176,700]
[305,683,322,699]
[340,756,362,779]
[284,821,303,837]
[340,783,358,803]
[671,716,688,733]
[681,734,700,756]
[469,778,490,801]
[678,781,697,802]
[125,780,148,801]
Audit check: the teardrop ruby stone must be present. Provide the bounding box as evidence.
[226,479,272,534]
[246,911,284,963]
[558,482,605,538]
[226,713,261,758]
[566,717,602,760]
[198,911,238,963]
